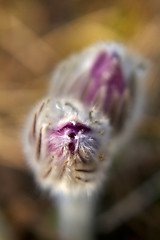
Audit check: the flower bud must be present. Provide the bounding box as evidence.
[23,42,147,197]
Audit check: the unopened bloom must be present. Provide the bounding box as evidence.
[23,42,147,197]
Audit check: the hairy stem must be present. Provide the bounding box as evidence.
[56,194,96,240]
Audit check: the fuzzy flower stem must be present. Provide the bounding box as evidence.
[57,194,96,240]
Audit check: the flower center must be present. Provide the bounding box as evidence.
[47,122,92,156]
[68,132,76,139]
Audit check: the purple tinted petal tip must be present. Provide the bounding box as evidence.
[84,51,126,113]
[59,122,91,133]
[91,52,110,78]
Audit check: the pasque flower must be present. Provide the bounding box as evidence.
[23,41,147,240]
[23,42,146,197]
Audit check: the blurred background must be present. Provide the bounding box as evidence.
[0,0,160,239]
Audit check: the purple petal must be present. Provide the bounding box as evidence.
[84,51,126,113]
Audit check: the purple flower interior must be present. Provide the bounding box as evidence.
[47,122,91,156]
[84,51,126,113]
[56,122,91,135]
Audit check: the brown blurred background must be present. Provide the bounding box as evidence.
[0,0,160,239]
